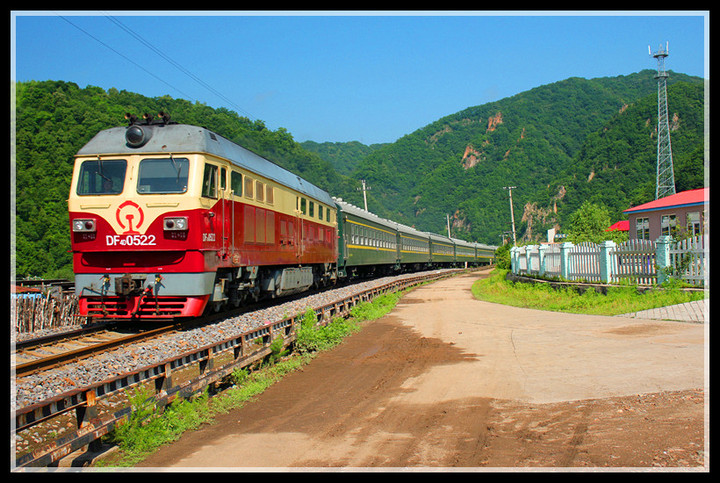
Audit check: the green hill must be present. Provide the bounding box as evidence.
[12,70,705,279]
[300,140,389,176]
[339,70,704,243]
[548,80,705,226]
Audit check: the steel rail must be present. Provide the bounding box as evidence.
[14,324,177,378]
[14,323,115,351]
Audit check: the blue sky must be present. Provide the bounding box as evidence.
[11,11,708,145]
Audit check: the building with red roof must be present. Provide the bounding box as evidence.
[605,220,629,232]
[623,187,707,240]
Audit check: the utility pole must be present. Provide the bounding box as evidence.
[650,42,676,199]
[503,186,517,245]
[446,214,451,238]
[357,179,371,211]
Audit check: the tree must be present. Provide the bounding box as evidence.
[566,201,620,244]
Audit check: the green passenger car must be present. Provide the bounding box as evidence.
[334,197,496,277]
[335,198,400,277]
[474,243,496,265]
[428,233,455,266]
[397,222,431,269]
[452,238,477,266]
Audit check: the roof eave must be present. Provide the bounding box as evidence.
[624,201,706,214]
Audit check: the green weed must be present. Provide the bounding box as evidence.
[295,307,362,354]
[104,386,212,466]
[472,269,705,316]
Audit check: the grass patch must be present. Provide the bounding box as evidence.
[97,289,404,467]
[471,269,705,316]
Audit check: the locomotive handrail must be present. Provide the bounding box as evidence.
[13,269,462,468]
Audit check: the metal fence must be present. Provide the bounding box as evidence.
[511,234,708,287]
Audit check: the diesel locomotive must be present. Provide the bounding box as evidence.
[68,115,495,320]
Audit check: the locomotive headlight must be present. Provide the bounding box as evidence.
[164,216,188,231]
[72,219,96,232]
[125,125,150,147]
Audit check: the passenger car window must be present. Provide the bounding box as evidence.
[220,167,227,191]
[77,159,127,195]
[137,157,189,194]
[244,176,254,198]
[231,171,243,197]
[201,163,217,198]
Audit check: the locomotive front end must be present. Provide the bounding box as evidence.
[69,116,213,319]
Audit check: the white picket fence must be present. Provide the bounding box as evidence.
[567,242,602,282]
[669,235,707,285]
[544,244,561,277]
[512,234,708,287]
[611,239,657,285]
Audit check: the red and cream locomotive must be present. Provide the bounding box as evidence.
[68,114,338,318]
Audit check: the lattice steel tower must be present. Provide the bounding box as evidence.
[650,42,676,199]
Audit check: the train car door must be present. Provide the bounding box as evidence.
[218,167,231,260]
[229,170,243,264]
[337,213,348,276]
[201,163,221,255]
[297,196,306,264]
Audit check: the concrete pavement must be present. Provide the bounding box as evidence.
[617,299,708,323]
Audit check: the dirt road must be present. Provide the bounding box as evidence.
[138,270,707,470]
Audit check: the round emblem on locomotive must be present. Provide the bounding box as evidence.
[116,200,145,234]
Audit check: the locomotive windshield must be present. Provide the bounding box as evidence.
[137,157,189,194]
[76,159,127,195]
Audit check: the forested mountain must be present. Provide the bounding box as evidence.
[546,80,705,224]
[335,70,704,244]
[12,70,705,279]
[300,140,389,175]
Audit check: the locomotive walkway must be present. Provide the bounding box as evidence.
[136,269,706,469]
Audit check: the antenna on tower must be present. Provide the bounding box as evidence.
[649,42,676,199]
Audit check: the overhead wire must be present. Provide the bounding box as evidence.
[58,14,256,121]
[104,15,257,121]
[57,15,196,101]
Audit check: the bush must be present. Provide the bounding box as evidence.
[295,307,361,354]
[494,244,511,270]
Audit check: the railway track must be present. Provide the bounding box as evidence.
[13,323,178,378]
[12,275,388,379]
[13,282,340,379]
